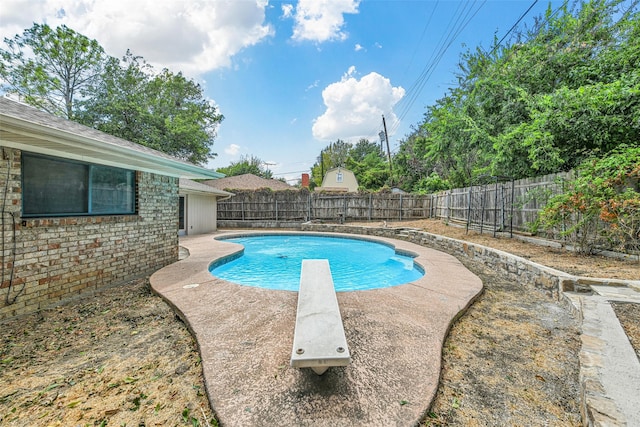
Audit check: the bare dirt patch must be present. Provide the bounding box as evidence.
[421,259,582,426]
[612,302,640,360]
[0,279,216,427]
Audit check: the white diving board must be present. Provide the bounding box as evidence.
[290,259,351,375]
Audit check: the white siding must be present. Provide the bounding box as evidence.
[186,193,217,234]
[322,169,358,192]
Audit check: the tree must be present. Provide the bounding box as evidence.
[346,138,390,191]
[309,138,394,191]
[392,126,435,192]
[310,140,353,186]
[217,155,273,179]
[346,151,390,191]
[351,138,382,162]
[142,69,223,164]
[76,51,153,144]
[0,23,105,118]
[78,52,223,164]
[397,0,640,186]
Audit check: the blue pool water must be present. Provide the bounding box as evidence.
[210,234,424,292]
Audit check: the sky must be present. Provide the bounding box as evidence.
[0,0,563,184]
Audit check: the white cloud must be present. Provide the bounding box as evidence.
[0,0,50,41]
[305,79,320,91]
[312,67,405,141]
[281,4,294,19]
[225,144,241,156]
[0,0,273,76]
[290,0,360,43]
[354,43,364,52]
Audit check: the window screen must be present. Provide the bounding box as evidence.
[22,153,136,217]
[90,165,135,214]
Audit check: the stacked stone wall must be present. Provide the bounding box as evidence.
[0,148,178,320]
[300,222,637,302]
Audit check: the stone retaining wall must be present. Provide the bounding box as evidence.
[300,223,638,302]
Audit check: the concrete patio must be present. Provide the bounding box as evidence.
[150,230,483,426]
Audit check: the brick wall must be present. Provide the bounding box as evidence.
[0,148,179,320]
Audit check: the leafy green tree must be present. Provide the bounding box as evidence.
[324,140,353,167]
[217,155,273,179]
[392,126,442,192]
[347,151,390,191]
[413,172,450,194]
[76,51,153,144]
[0,23,106,118]
[419,92,487,188]
[351,138,382,162]
[310,140,354,186]
[78,52,223,164]
[399,0,640,185]
[143,69,223,164]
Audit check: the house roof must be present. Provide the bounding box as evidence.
[0,97,224,180]
[179,178,233,199]
[324,166,355,174]
[202,173,292,191]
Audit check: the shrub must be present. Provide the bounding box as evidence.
[536,145,640,255]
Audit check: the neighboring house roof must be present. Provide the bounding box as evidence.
[179,178,233,199]
[0,97,224,180]
[202,173,292,191]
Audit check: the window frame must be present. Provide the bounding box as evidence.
[21,152,137,218]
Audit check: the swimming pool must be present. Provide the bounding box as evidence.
[209,234,424,292]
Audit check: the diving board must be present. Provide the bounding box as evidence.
[290,259,351,375]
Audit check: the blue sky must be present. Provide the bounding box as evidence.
[0,0,562,183]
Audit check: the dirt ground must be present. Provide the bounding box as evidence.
[0,279,216,427]
[0,219,638,426]
[384,219,639,426]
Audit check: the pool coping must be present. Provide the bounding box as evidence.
[150,229,483,426]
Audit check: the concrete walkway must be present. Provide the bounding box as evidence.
[565,284,640,426]
[150,231,483,426]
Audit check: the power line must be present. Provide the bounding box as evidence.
[488,0,539,57]
[390,0,487,136]
[387,0,565,142]
[358,1,487,145]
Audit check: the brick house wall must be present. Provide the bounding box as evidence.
[0,148,179,320]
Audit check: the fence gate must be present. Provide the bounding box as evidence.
[466,176,514,237]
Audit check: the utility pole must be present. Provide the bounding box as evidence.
[262,161,275,178]
[382,115,393,173]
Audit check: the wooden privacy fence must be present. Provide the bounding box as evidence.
[216,172,572,234]
[431,172,571,235]
[217,190,432,223]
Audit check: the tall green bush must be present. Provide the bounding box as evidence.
[536,145,640,256]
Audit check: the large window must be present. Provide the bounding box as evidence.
[22,153,136,217]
